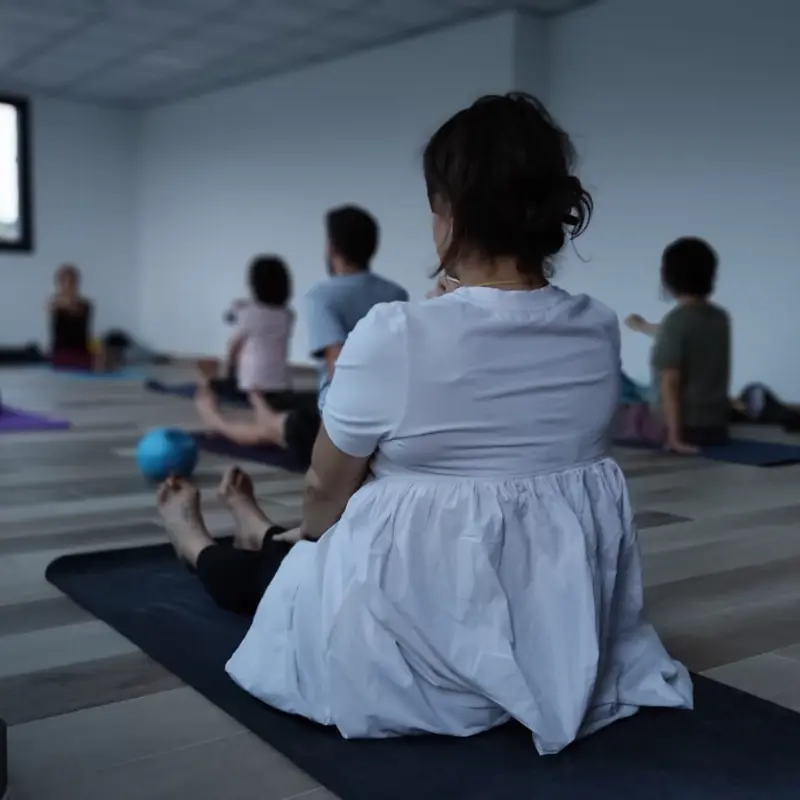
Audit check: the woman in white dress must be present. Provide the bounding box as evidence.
[156,92,693,755]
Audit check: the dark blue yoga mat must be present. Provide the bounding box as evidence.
[615,437,800,467]
[47,544,800,800]
[145,379,250,406]
[33,365,145,381]
[703,438,800,467]
[193,432,308,472]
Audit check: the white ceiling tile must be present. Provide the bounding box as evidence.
[0,0,98,30]
[145,37,244,64]
[22,28,149,63]
[0,0,601,105]
[9,61,99,87]
[138,0,236,11]
[321,6,464,48]
[191,21,294,48]
[0,32,45,69]
[441,0,499,9]
[364,0,472,30]
[223,1,326,33]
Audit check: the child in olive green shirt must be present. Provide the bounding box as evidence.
[626,237,731,453]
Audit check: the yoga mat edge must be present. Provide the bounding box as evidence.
[45,544,800,800]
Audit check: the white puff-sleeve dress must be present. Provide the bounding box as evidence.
[226,285,693,755]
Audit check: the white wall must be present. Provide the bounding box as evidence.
[0,97,139,346]
[544,0,800,396]
[138,13,516,362]
[512,13,549,101]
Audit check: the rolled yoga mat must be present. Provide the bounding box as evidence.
[47,544,800,800]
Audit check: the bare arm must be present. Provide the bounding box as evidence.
[274,305,401,545]
[660,369,698,454]
[625,314,660,338]
[298,427,370,541]
[323,344,344,381]
[225,334,245,369]
[660,370,682,442]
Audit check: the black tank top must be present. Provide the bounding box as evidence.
[51,302,91,352]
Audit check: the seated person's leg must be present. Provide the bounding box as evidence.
[156,473,292,616]
[194,385,286,445]
[198,357,249,403]
[52,348,93,371]
[97,331,131,372]
[281,403,321,463]
[195,534,292,615]
[682,425,729,447]
[195,387,321,464]
[93,342,125,373]
[250,392,321,463]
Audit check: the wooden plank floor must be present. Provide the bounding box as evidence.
[3,365,800,798]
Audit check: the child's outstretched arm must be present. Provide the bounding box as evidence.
[625,314,660,337]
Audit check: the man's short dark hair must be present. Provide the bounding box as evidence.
[661,237,718,298]
[325,206,379,270]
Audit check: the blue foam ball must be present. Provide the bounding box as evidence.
[136,427,198,482]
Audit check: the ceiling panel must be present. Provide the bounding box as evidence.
[0,0,602,106]
[0,0,100,25]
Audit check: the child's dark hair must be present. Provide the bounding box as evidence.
[248,255,291,307]
[661,237,718,298]
[423,92,593,279]
[325,206,379,270]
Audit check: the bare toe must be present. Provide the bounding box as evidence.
[233,467,254,498]
[218,467,270,551]
[218,466,254,501]
[155,478,210,564]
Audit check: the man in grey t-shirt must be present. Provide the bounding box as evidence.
[307,264,409,409]
[223,205,408,466]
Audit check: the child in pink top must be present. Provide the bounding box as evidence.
[231,256,293,392]
[202,257,294,396]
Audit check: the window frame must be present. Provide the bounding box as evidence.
[0,94,34,253]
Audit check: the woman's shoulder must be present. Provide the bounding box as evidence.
[356,298,409,333]
[549,289,619,337]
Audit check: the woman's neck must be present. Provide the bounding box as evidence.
[452,258,547,291]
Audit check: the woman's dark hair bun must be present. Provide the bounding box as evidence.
[424,92,593,278]
[519,175,593,273]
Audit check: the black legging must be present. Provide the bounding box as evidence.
[196,526,293,615]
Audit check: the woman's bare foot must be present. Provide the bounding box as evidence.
[218,466,272,550]
[195,384,223,431]
[248,392,288,447]
[156,476,214,566]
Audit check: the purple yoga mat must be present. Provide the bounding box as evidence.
[0,407,70,433]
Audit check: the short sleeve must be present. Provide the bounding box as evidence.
[322,303,407,458]
[651,311,684,371]
[306,285,348,358]
[233,304,256,337]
